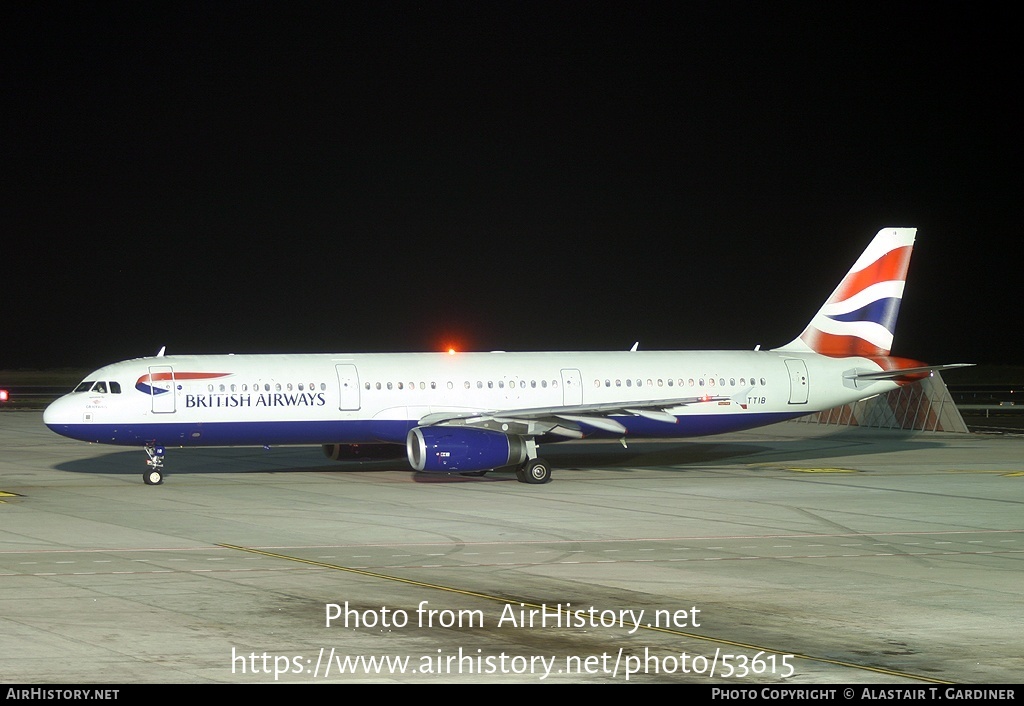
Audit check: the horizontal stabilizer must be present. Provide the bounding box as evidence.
[845,363,974,382]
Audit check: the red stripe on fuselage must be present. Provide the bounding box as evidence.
[136,372,230,384]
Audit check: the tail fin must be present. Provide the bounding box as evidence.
[775,227,916,357]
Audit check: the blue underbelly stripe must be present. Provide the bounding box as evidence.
[46,411,804,447]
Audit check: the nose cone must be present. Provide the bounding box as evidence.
[43,394,78,434]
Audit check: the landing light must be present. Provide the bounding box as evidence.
[448,348,456,355]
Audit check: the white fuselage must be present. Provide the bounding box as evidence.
[43,349,895,448]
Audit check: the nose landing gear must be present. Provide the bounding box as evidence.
[144,443,165,485]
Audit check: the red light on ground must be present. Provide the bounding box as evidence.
[448,348,456,355]
[0,390,8,402]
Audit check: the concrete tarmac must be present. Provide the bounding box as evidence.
[1,410,1022,684]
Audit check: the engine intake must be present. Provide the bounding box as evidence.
[407,426,526,473]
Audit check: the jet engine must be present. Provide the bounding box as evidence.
[407,426,527,473]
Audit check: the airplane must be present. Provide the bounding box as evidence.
[43,227,971,486]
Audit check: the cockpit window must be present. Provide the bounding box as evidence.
[73,380,119,393]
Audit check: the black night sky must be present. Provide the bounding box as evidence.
[3,2,1018,371]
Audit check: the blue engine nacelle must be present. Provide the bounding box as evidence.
[407,426,527,473]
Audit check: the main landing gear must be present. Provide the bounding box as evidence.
[514,439,551,484]
[516,457,552,484]
[144,443,165,485]
[459,457,552,483]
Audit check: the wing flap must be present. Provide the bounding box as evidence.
[556,414,628,434]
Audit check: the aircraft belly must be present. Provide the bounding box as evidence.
[50,419,415,447]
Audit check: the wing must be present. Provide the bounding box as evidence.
[416,393,743,438]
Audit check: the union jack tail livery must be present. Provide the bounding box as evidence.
[777,227,916,357]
